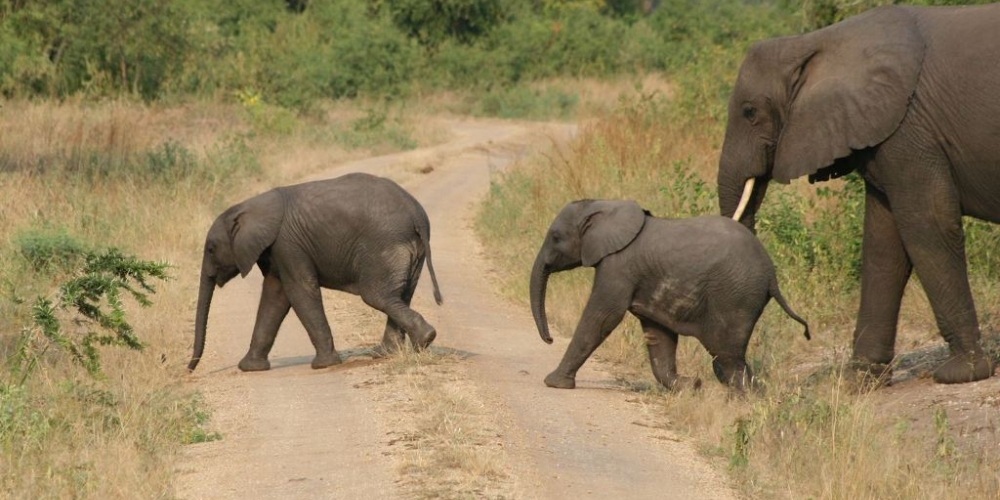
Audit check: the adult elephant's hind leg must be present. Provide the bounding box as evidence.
[889,170,993,383]
[239,272,291,372]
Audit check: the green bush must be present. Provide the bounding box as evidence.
[25,248,169,376]
[14,228,88,273]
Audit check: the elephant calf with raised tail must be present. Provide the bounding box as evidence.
[188,172,443,372]
[530,200,809,392]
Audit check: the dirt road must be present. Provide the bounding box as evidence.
[176,118,736,499]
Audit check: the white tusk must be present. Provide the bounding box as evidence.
[732,177,756,222]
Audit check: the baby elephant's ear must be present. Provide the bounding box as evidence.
[579,200,647,267]
[227,189,284,277]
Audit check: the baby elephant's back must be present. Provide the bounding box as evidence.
[285,173,428,237]
[648,215,776,284]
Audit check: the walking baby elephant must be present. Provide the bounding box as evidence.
[530,200,809,391]
[188,172,443,372]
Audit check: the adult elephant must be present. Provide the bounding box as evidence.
[717,5,998,385]
[188,172,443,372]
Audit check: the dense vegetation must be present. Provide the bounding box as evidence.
[0,0,881,106]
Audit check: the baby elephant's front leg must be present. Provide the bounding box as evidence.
[545,289,629,389]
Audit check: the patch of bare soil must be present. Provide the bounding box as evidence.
[874,333,1000,458]
[175,117,736,499]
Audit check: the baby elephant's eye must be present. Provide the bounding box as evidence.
[551,233,561,244]
[742,105,757,122]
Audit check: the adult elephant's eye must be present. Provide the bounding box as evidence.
[743,105,757,123]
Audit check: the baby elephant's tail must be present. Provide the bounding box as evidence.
[769,277,810,340]
[416,224,443,305]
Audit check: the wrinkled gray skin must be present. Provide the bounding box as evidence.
[188,173,442,372]
[530,200,809,392]
[718,5,999,385]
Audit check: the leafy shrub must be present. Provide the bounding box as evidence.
[21,248,168,376]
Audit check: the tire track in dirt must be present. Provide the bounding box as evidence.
[176,118,735,499]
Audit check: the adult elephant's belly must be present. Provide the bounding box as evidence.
[953,162,1000,223]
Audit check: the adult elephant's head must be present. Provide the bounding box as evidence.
[188,190,284,371]
[530,200,646,344]
[718,6,924,229]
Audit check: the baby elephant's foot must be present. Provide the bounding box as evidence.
[544,371,576,389]
[371,340,402,359]
[311,351,343,369]
[665,376,702,392]
[409,327,437,350]
[238,356,271,372]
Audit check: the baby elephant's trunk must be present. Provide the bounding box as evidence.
[529,252,553,344]
[189,273,216,371]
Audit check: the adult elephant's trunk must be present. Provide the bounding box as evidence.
[718,170,769,233]
[530,252,553,344]
[188,273,215,371]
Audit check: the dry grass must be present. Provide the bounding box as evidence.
[475,95,1000,499]
[374,348,517,500]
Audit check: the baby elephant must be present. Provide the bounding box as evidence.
[188,172,442,372]
[530,200,809,391]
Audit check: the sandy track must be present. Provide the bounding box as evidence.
[176,118,735,499]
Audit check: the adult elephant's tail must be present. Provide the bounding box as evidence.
[769,276,810,340]
[416,224,443,305]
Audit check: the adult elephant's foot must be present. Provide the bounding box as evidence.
[933,348,994,384]
[544,371,576,389]
[409,326,437,350]
[311,351,343,369]
[238,356,271,372]
[846,357,893,391]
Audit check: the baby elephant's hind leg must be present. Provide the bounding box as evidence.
[640,319,701,391]
[371,318,405,358]
[711,355,753,393]
[363,255,436,352]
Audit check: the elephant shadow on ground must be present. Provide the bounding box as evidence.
[263,345,478,373]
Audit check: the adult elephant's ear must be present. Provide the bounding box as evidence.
[227,189,285,277]
[579,200,647,267]
[772,7,924,184]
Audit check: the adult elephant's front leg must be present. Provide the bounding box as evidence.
[851,185,912,383]
[545,285,629,389]
[239,272,292,372]
[890,178,993,383]
[284,279,342,369]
